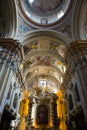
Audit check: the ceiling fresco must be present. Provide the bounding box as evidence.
[23,40,66,57]
[23,55,66,74]
[27,0,63,15]
[20,31,68,93]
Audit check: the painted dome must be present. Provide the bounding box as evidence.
[18,0,71,27]
[27,0,63,15]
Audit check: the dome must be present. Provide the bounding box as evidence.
[18,0,71,27]
[27,0,63,15]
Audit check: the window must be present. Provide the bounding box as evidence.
[75,83,80,102]
[57,10,64,19]
[0,63,3,72]
[39,80,47,87]
[70,82,73,88]
[68,94,73,110]
[7,83,12,99]
[13,93,18,109]
[41,17,48,24]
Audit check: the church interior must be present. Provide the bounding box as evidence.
[0,0,87,130]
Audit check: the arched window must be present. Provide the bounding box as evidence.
[36,105,48,125]
[70,82,73,88]
[39,79,47,87]
[68,94,73,110]
[0,63,3,72]
[65,93,67,99]
[13,93,18,109]
[75,83,80,102]
[7,83,12,99]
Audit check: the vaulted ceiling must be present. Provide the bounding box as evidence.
[21,30,68,92]
[0,0,87,93]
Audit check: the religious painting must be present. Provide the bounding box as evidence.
[36,105,48,125]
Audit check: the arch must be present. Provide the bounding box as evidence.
[0,0,17,38]
[72,0,87,40]
[19,29,69,44]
